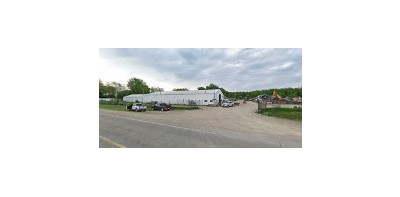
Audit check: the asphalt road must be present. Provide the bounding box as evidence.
[100,112,280,148]
[99,102,302,148]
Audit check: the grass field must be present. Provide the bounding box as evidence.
[99,104,126,111]
[170,105,200,110]
[258,107,302,121]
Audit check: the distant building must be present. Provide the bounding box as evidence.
[123,89,225,105]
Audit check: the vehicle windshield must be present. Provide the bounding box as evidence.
[136,104,142,106]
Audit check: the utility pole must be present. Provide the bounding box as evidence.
[115,91,118,104]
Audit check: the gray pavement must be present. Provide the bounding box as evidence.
[100,112,278,148]
[99,102,302,148]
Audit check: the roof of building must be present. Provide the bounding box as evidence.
[124,89,223,98]
[150,89,222,95]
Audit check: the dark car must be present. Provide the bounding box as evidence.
[160,103,171,109]
[152,103,170,111]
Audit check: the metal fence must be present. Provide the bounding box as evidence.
[99,98,116,102]
[257,100,271,112]
[257,99,302,112]
[99,98,123,105]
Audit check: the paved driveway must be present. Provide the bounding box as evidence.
[99,101,302,148]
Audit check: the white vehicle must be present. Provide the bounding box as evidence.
[221,100,234,107]
[126,103,147,112]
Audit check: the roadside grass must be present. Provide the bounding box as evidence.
[171,105,200,110]
[258,107,302,121]
[99,103,126,111]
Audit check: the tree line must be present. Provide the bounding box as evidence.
[196,83,301,99]
[99,78,163,99]
[100,78,301,100]
[223,87,302,99]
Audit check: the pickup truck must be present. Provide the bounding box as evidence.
[126,103,147,112]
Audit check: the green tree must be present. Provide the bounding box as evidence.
[223,87,301,99]
[197,87,206,90]
[173,88,189,91]
[127,77,150,94]
[99,79,105,98]
[205,83,220,90]
[99,79,117,98]
[220,88,229,97]
[107,82,124,103]
[117,90,133,99]
[150,86,164,93]
[102,85,116,98]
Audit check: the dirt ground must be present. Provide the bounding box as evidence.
[100,100,302,147]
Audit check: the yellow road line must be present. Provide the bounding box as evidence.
[99,136,127,148]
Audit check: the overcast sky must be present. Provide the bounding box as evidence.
[99,48,302,92]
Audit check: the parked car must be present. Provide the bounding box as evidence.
[126,103,147,112]
[221,101,234,107]
[259,94,269,100]
[152,103,170,111]
[160,103,171,110]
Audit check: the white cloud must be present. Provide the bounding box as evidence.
[99,48,302,91]
[249,48,274,57]
[270,62,294,71]
[99,58,130,85]
[225,48,243,57]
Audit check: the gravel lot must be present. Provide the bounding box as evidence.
[99,101,302,148]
